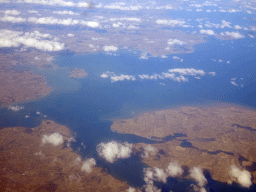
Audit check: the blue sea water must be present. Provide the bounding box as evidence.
[1,36,256,191]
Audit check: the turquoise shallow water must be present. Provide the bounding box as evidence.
[1,36,256,191]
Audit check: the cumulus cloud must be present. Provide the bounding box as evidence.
[234,25,242,29]
[67,33,74,37]
[190,167,207,187]
[220,31,245,39]
[167,39,186,46]
[200,29,215,35]
[0,29,64,51]
[3,10,20,15]
[81,158,96,173]
[142,145,157,158]
[103,45,118,52]
[127,187,136,192]
[97,141,132,163]
[166,162,183,177]
[42,133,64,146]
[0,15,26,23]
[156,19,186,27]
[144,167,168,183]
[230,165,252,188]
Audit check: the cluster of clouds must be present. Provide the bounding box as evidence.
[96,141,132,163]
[143,163,206,192]
[220,31,245,39]
[0,29,64,51]
[101,68,216,83]
[19,0,91,8]
[0,15,100,28]
[156,19,188,27]
[231,77,244,87]
[138,68,215,83]
[41,132,64,146]
[100,71,136,83]
[200,29,245,39]
[230,165,252,188]
[8,105,24,111]
[53,10,79,15]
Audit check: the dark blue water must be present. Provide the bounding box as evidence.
[0,36,256,191]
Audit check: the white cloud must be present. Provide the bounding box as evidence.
[208,72,216,76]
[109,17,141,22]
[168,68,206,76]
[0,0,10,3]
[103,45,118,52]
[42,133,64,146]
[168,39,186,46]
[127,187,136,192]
[67,33,74,37]
[84,21,100,28]
[3,10,20,15]
[0,15,26,23]
[138,74,159,80]
[22,0,76,7]
[28,10,38,14]
[230,165,252,188]
[234,25,242,29]
[248,34,255,38]
[220,31,245,39]
[221,20,231,28]
[53,10,79,15]
[27,17,100,28]
[104,4,142,11]
[96,141,132,163]
[200,29,215,35]
[142,145,157,158]
[8,105,24,111]
[190,167,207,187]
[0,29,64,51]
[231,81,238,86]
[173,56,180,60]
[81,158,96,173]
[166,162,183,177]
[144,167,167,183]
[156,19,186,27]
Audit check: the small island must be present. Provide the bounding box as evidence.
[69,68,87,79]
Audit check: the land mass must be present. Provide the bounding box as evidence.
[111,104,256,185]
[0,120,131,192]
[69,68,87,79]
[0,54,52,106]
